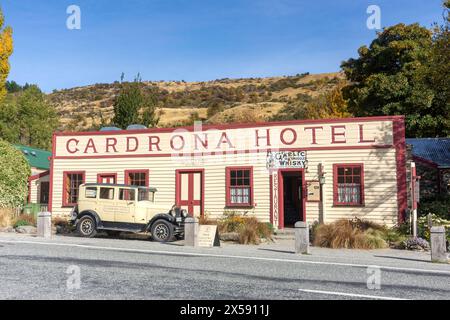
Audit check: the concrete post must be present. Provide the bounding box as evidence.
[184,217,198,247]
[295,221,310,254]
[430,226,448,263]
[37,211,52,238]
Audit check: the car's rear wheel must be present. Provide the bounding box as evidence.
[77,216,97,238]
[151,219,174,242]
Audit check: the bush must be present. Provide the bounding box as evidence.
[0,139,31,208]
[217,211,273,244]
[312,218,388,249]
[419,196,450,220]
[13,214,36,228]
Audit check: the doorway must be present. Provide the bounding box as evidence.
[278,169,305,228]
[175,169,204,216]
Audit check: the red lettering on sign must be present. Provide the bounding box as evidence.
[304,126,323,145]
[149,136,161,151]
[255,129,271,147]
[66,138,79,154]
[359,124,375,143]
[170,135,185,151]
[331,125,346,144]
[106,137,118,153]
[126,137,138,152]
[194,133,208,150]
[216,132,234,149]
[280,128,297,145]
[83,138,98,153]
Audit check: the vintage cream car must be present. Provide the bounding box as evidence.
[69,183,188,242]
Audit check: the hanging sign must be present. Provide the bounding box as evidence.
[266,151,307,169]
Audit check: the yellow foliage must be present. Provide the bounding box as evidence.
[0,7,13,102]
[303,81,351,119]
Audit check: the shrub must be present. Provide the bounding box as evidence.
[419,196,450,219]
[0,139,31,208]
[13,214,36,228]
[217,211,273,244]
[312,218,388,249]
[402,237,430,251]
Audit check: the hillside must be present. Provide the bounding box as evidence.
[48,72,345,131]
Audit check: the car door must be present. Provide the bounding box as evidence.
[97,187,115,222]
[115,188,136,223]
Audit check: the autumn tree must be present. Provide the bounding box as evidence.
[0,7,13,102]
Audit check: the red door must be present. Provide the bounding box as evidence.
[176,170,204,216]
[97,174,117,184]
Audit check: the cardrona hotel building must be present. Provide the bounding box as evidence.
[47,115,407,229]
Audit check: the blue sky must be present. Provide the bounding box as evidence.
[2,0,445,92]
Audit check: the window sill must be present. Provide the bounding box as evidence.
[225,205,254,209]
[332,204,365,208]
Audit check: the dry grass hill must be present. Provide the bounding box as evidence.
[48,72,345,131]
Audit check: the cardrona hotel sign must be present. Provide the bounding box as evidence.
[55,121,393,158]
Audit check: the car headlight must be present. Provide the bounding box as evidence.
[170,209,177,217]
[70,207,77,220]
[181,209,188,218]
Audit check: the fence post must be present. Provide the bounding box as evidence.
[184,217,198,247]
[430,226,448,263]
[37,211,52,238]
[295,221,310,254]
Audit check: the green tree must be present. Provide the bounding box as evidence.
[0,139,30,208]
[0,7,13,102]
[0,85,58,149]
[341,19,449,137]
[112,79,159,129]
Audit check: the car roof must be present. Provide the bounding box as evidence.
[83,183,157,192]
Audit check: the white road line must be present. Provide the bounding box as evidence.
[1,239,450,275]
[298,288,408,300]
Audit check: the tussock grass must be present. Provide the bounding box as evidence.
[313,218,388,249]
[0,208,14,228]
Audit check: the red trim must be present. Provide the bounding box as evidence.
[393,117,407,223]
[124,169,149,186]
[53,144,393,160]
[225,166,254,207]
[62,171,86,207]
[175,169,205,216]
[28,170,50,203]
[269,174,273,225]
[305,180,321,202]
[412,155,439,169]
[97,173,118,184]
[53,115,405,137]
[48,133,56,212]
[29,170,50,181]
[277,169,306,229]
[332,163,365,206]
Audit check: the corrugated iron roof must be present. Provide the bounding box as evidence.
[13,144,51,170]
[406,138,450,169]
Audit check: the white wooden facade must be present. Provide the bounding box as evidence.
[49,116,407,228]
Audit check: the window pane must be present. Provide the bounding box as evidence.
[119,188,135,201]
[85,187,97,199]
[100,188,114,200]
[336,165,362,205]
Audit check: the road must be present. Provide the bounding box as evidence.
[0,233,449,300]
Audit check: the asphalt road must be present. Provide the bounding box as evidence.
[0,233,449,300]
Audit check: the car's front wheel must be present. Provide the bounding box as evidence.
[77,216,97,238]
[151,219,174,242]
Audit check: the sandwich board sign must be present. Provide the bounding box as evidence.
[197,225,220,247]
